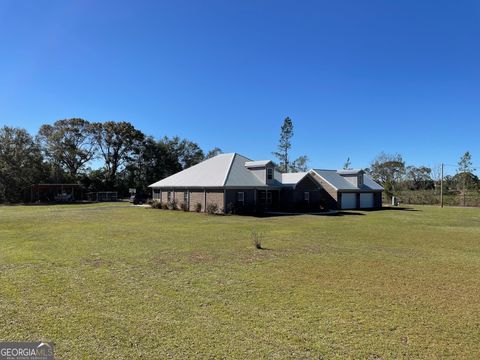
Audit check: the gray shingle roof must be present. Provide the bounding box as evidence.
[311,169,383,191]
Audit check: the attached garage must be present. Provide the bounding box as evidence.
[359,193,374,208]
[341,193,357,209]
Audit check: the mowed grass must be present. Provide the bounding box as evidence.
[0,203,479,359]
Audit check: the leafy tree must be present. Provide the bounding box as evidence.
[343,157,352,170]
[368,152,405,198]
[290,155,309,172]
[405,165,433,190]
[91,121,145,188]
[0,127,46,202]
[206,147,223,159]
[164,136,205,169]
[452,172,479,190]
[122,137,182,194]
[78,168,108,192]
[37,118,96,180]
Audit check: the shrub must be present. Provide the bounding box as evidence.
[225,202,235,215]
[194,202,202,212]
[168,199,178,210]
[206,202,219,214]
[250,229,264,250]
[151,201,162,209]
[180,202,189,211]
[161,203,169,210]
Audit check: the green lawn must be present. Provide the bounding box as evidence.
[0,203,479,359]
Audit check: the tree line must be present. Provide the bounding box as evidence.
[2,116,475,204]
[0,116,311,203]
[0,119,222,202]
[362,151,478,199]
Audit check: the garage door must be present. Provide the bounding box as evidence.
[360,193,374,208]
[341,193,356,209]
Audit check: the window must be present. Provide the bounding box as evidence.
[259,191,266,203]
[237,192,244,204]
[184,191,189,205]
[167,191,172,202]
[267,168,273,180]
[304,192,310,202]
[357,175,363,186]
[266,191,272,205]
[153,189,161,200]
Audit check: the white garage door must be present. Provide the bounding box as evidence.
[341,193,357,209]
[360,193,374,208]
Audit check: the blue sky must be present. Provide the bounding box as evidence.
[0,0,479,173]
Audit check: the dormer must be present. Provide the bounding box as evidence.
[245,160,276,185]
[337,169,365,188]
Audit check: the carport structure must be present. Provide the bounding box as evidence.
[27,184,81,203]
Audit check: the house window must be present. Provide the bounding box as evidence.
[237,192,244,205]
[358,175,363,187]
[266,191,272,205]
[304,192,310,202]
[184,191,189,205]
[259,191,266,204]
[153,189,161,200]
[167,191,172,202]
[267,168,273,180]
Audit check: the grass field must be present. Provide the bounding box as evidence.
[0,203,479,359]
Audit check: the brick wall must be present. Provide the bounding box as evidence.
[206,190,224,213]
[160,190,169,204]
[189,190,205,212]
[173,190,186,208]
[154,188,226,213]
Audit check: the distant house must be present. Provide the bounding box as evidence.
[148,153,383,213]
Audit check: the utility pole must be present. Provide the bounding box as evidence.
[440,163,444,208]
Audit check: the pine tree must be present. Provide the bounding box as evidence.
[272,117,293,172]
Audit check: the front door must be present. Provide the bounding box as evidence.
[258,190,279,209]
